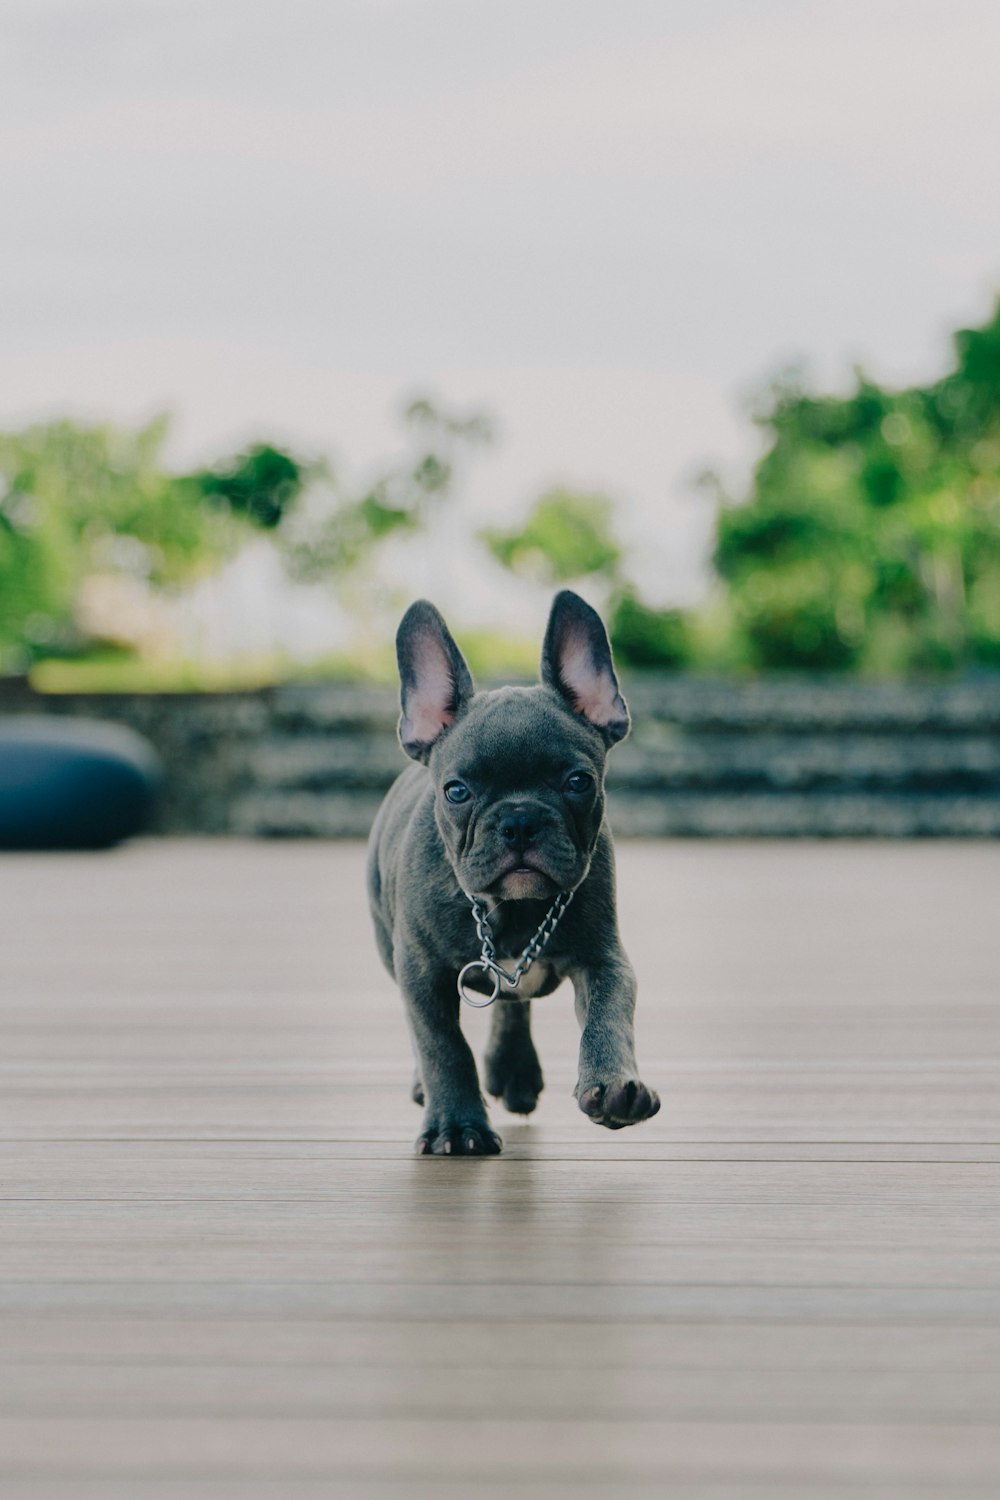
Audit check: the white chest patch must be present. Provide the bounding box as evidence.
[498,961,554,1000]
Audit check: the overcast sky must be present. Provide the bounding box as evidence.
[3,0,1000,631]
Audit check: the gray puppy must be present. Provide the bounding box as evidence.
[367,589,660,1155]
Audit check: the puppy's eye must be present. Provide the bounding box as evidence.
[443,780,472,805]
[564,770,594,795]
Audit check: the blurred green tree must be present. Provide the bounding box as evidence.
[481,488,692,669]
[607,587,691,670]
[0,416,309,669]
[0,398,490,676]
[481,488,622,586]
[704,300,1000,672]
[284,396,493,581]
[195,443,310,530]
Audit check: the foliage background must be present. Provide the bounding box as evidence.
[4,302,1000,686]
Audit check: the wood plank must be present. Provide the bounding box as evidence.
[2,1415,1000,1485]
[3,1317,1000,1372]
[4,1359,1000,1425]
[2,839,999,1491]
[4,1281,1000,1324]
[4,1484,993,1500]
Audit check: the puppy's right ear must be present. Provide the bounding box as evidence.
[396,600,474,762]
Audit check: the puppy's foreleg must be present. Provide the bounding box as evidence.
[573,956,660,1130]
[400,958,502,1156]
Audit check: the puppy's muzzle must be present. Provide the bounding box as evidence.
[499,806,543,856]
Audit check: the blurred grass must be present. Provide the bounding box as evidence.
[26,631,542,694]
[29,651,296,694]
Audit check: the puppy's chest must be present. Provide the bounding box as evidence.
[497,958,554,999]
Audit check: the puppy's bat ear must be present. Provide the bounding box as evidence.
[540,590,630,745]
[396,600,475,762]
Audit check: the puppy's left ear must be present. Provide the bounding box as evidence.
[541,590,630,745]
[396,600,475,762]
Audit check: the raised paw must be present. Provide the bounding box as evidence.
[415,1122,503,1156]
[578,1079,660,1130]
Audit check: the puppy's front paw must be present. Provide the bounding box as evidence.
[578,1079,660,1130]
[415,1122,503,1156]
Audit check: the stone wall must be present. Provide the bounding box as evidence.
[3,674,1000,837]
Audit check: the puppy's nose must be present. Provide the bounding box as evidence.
[500,809,540,854]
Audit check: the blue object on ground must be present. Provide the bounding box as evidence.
[0,717,162,849]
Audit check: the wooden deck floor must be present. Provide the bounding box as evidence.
[1,837,999,1498]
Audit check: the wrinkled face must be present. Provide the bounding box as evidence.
[396,590,629,900]
[429,686,607,901]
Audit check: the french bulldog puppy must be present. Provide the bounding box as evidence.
[367,589,660,1155]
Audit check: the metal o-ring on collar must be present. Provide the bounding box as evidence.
[457,960,501,1007]
[457,888,574,1009]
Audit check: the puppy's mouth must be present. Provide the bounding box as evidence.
[493,856,556,902]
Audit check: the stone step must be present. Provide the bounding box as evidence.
[625,675,1000,731]
[228,786,1000,839]
[267,682,399,733]
[229,789,386,839]
[608,790,1000,838]
[237,729,1000,795]
[611,731,1000,791]
[237,734,408,792]
[266,677,1000,733]
[8,675,1000,838]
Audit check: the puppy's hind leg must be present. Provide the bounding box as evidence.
[484,999,544,1115]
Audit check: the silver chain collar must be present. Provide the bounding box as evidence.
[457,888,575,1008]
